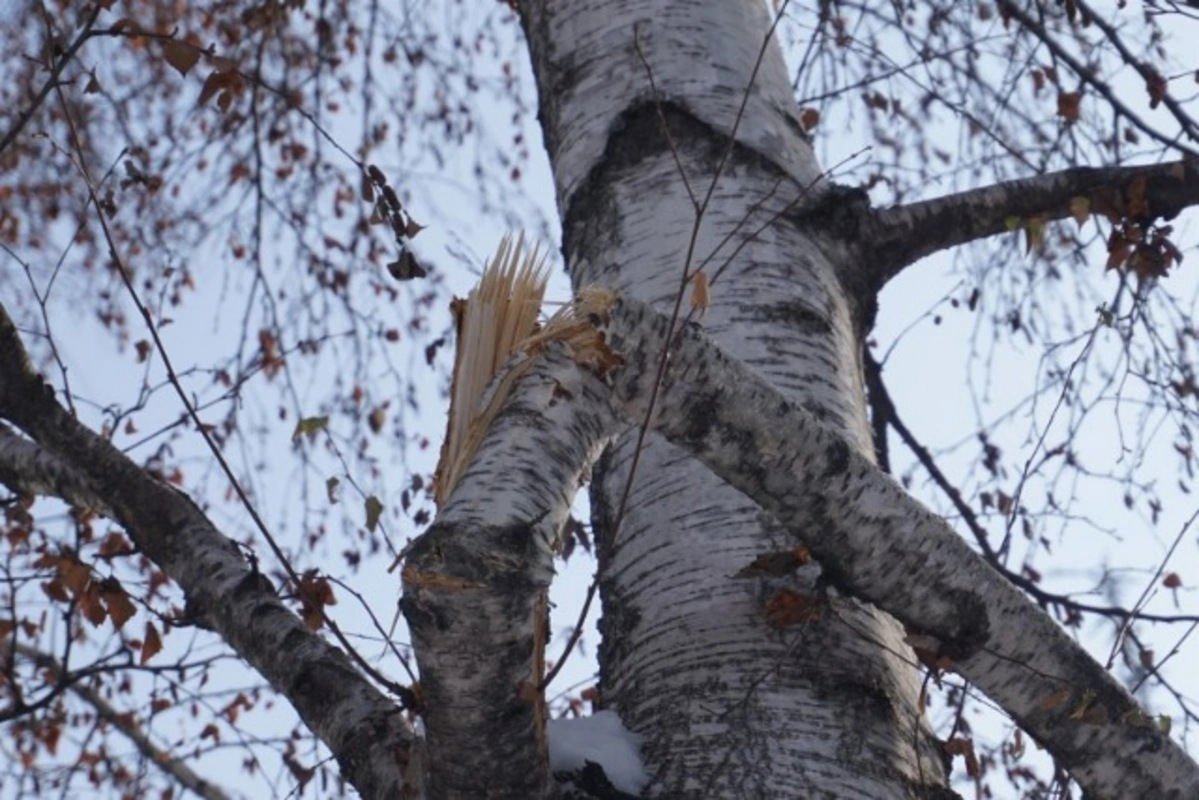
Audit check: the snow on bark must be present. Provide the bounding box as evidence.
[401,346,617,798]
[549,710,649,796]
[0,306,411,800]
[520,1,948,796]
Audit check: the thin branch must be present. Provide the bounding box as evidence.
[999,0,1199,151]
[863,353,1199,627]
[5,641,233,800]
[541,575,599,690]
[1072,0,1199,143]
[0,4,104,158]
[48,79,413,719]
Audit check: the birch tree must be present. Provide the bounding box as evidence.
[3,0,1199,798]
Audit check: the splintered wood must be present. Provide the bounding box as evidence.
[434,233,549,507]
[432,232,624,510]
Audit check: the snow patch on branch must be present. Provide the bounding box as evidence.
[548,710,648,796]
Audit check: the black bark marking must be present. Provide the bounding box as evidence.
[681,390,721,447]
[821,438,851,479]
[563,101,800,283]
[934,588,990,661]
[754,298,832,336]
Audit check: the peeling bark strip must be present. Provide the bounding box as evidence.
[587,295,1199,800]
[0,306,410,800]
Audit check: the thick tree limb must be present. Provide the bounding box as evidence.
[586,295,1199,800]
[0,304,411,800]
[401,347,615,798]
[863,158,1199,288]
[11,267,1195,796]
[0,422,115,516]
[405,288,1199,798]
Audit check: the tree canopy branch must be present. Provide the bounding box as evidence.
[864,158,1199,288]
[1,641,233,800]
[0,303,412,800]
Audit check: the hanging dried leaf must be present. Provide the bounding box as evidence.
[735,546,811,578]
[365,495,384,532]
[1145,67,1168,109]
[764,588,822,626]
[943,737,981,779]
[404,216,426,238]
[162,40,200,76]
[798,107,820,131]
[296,572,336,630]
[197,70,244,110]
[80,583,107,626]
[292,415,329,440]
[1105,229,1132,271]
[141,622,163,664]
[387,249,427,281]
[1057,91,1081,122]
[101,583,137,630]
[1023,217,1046,254]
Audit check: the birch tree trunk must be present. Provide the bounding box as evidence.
[8,3,1199,799]
[521,2,949,795]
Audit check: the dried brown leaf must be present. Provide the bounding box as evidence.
[162,40,200,76]
[141,622,163,664]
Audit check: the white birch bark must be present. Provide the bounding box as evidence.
[398,276,1199,798]
[520,1,948,796]
[10,284,1199,797]
[6,2,1199,798]
[593,294,1199,799]
[400,347,616,796]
